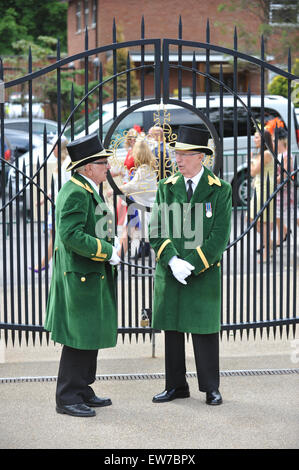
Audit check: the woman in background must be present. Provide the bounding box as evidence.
[250,129,274,262]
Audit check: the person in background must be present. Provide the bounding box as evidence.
[273,127,294,246]
[108,139,157,257]
[110,127,139,228]
[147,126,173,180]
[250,129,275,262]
[124,127,139,175]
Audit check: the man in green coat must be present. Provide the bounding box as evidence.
[45,133,120,417]
[149,126,232,405]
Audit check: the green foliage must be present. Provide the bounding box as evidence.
[268,59,299,107]
[268,76,289,98]
[214,0,298,61]
[0,8,27,55]
[0,0,67,55]
[6,36,105,122]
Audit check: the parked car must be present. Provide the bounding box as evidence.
[7,143,57,212]
[4,118,58,143]
[74,95,299,205]
[0,135,12,196]
[3,129,43,161]
[64,109,106,140]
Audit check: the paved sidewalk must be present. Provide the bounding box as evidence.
[0,332,298,449]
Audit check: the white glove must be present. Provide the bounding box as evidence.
[168,256,195,285]
[109,246,121,266]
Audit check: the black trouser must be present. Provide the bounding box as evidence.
[164,330,219,392]
[56,345,98,406]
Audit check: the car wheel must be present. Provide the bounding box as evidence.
[232,170,252,207]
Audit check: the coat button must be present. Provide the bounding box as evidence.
[101,275,105,280]
[64,272,66,276]
[81,277,86,282]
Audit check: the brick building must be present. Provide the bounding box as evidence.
[66,0,297,97]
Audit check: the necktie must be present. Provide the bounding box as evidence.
[187,179,193,202]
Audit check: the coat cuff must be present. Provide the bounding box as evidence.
[156,239,179,268]
[90,238,113,262]
[184,245,209,275]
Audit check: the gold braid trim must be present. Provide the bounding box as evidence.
[91,239,107,261]
[196,246,209,270]
[156,239,171,261]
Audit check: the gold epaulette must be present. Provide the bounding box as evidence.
[70,176,94,193]
[207,174,221,187]
[164,174,180,185]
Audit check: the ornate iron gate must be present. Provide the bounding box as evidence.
[0,19,298,345]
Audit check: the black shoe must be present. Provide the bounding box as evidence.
[276,229,292,248]
[85,396,112,407]
[56,403,96,417]
[152,386,190,403]
[206,390,222,406]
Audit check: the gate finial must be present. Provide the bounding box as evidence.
[206,19,210,43]
[141,15,145,39]
[113,18,116,43]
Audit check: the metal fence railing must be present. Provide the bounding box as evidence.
[0,17,298,345]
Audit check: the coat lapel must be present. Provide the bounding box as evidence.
[168,173,188,204]
[191,166,216,206]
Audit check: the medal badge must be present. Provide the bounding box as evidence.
[205,202,212,218]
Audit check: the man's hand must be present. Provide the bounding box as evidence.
[168,256,195,285]
[109,246,121,266]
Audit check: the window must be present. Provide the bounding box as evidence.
[92,0,97,27]
[5,122,28,132]
[206,107,285,138]
[270,1,298,26]
[76,1,82,32]
[84,0,89,28]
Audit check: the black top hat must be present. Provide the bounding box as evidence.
[66,133,113,171]
[170,125,213,155]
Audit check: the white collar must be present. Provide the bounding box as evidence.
[80,174,99,193]
[184,165,204,189]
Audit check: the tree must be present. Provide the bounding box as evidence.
[0,0,67,55]
[5,36,101,122]
[268,59,299,107]
[104,25,140,100]
[216,0,299,62]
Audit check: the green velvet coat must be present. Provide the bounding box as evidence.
[44,173,117,350]
[149,166,232,334]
